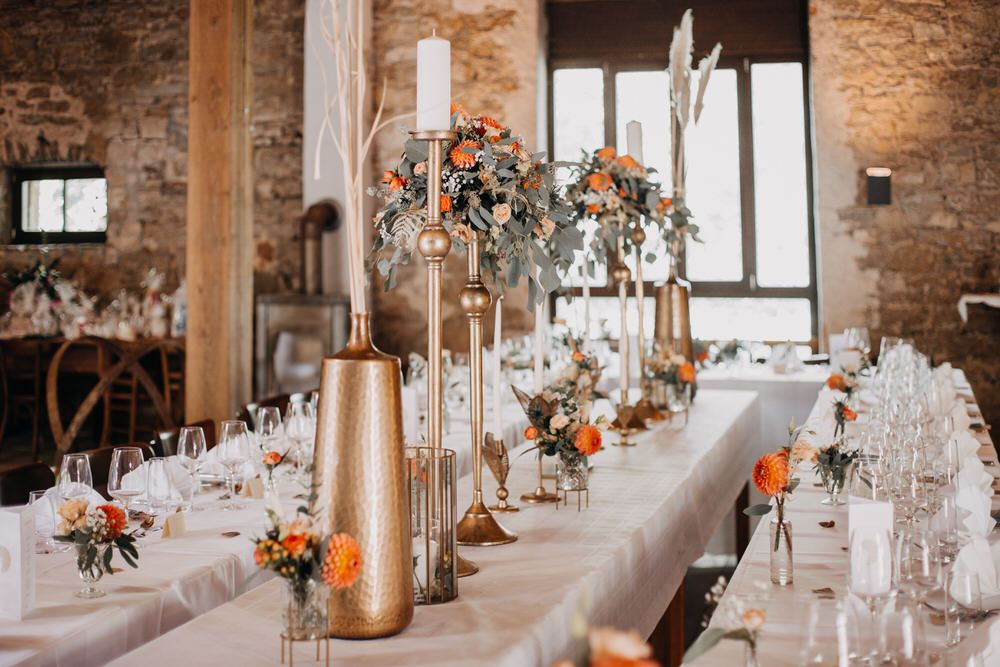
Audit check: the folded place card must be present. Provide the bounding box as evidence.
[0,505,35,620]
[241,476,265,499]
[162,510,187,539]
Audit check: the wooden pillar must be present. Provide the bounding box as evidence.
[185,0,254,423]
[649,581,686,667]
[735,482,750,559]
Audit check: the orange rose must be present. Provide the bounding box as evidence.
[842,406,857,422]
[574,424,602,456]
[389,176,407,193]
[449,139,480,169]
[616,155,639,169]
[752,452,789,497]
[441,195,452,212]
[381,170,394,183]
[696,350,709,363]
[263,451,282,466]
[657,197,672,212]
[596,146,616,160]
[323,533,362,589]
[525,426,538,440]
[97,504,127,539]
[588,172,613,191]
[678,362,696,384]
[572,351,585,362]
[281,533,309,558]
[826,374,847,391]
[254,545,266,566]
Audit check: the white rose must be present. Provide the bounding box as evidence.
[551,413,570,430]
[413,161,427,176]
[492,203,512,225]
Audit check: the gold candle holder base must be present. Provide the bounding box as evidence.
[457,500,518,546]
[457,554,479,577]
[634,397,666,422]
[521,486,559,503]
[488,487,519,513]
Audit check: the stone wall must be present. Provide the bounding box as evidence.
[0,0,304,299]
[369,0,542,358]
[810,0,1000,423]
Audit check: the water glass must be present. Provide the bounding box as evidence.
[108,446,145,519]
[28,490,53,554]
[218,420,250,510]
[849,530,895,614]
[944,572,982,646]
[146,457,174,520]
[878,597,926,665]
[895,529,941,604]
[176,426,207,507]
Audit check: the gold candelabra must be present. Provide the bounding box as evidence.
[413,129,478,578]
[610,233,646,446]
[456,234,517,546]
[631,225,664,422]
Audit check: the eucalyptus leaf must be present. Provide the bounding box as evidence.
[743,503,773,516]
[404,140,427,162]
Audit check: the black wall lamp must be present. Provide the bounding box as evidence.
[866,167,892,205]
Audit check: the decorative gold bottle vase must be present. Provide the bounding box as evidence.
[311,313,413,638]
[654,245,695,402]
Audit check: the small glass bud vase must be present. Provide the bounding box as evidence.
[649,379,669,410]
[667,383,691,413]
[76,563,105,599]
[281,578,330,641]
[819,467,846,506]
[556,451,588,491]
[769,517,793,585]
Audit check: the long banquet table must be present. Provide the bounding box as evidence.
[102,389,760,667]
[686,370,1000,665]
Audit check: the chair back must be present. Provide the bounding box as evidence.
[154,418,216,456]
[240,393,290,431]
[0,462,55,506]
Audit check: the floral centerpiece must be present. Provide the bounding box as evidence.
[646,347,696,412]
[370,105,583,305]
[514,382,607,493]
[815,441,858,506]
[252,509,362,641]
[743,419,817,585]
[555,334,603,404]
[832,400,857,438]
[53,498,139,599]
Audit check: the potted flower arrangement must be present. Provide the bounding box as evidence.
[53,498,139,599]
[370,105,583,305]
[743,419,817,585]
[252,509,362,642]
[646,347,696,413]
[513,382,607,493]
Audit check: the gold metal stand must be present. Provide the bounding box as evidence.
[484,433,518,513]
[555,487,589,512]
[457,235,517,546]
[610,234,647,446]
[413,129,478,577]
[630,225,664,422]
[520,454,558,503]
[281,634,329,667]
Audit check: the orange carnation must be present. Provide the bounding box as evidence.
[752,452,789,497]
[616,155,639,169]
[281,533,309,558]
[441,195,452,212]
[323,533,362,589]
[97,504,127,539]
[476,116,503,131]
[826,374,847,391]
[450,139,480,169]
[263,451,282,466]
[389,176,407,193]
[525,426,538,440]
[596,146,616,160]
[588,172,613,191]
[678,362,696,384]
[574,424,602,456]
[842,406,857,422]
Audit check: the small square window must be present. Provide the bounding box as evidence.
[10,165,108,244]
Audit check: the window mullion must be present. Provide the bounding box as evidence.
[736,57,757,293]
[603,62,616,149]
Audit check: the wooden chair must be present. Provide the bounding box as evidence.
[0,339,45,460]
[153,418,215,457]
[0,462,55,506]
[239,393,290,431]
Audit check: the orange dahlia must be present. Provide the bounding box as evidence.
[476,115,503,131]
[281,533,308,558]
[98,504,127,539]
[450,102,468,119]
[449,139,480,169]
[389,176,407,193]
[842,406,857,422]
[617,155,640,169]
[826,374,847,391]
[588,172,613,191]
[596,146,616,160]
[381,170,394,183]
[679,362,696,384]
[441,195,452,212]
[696,350,709,363]
[752,452,789,497]
[574,424,602,456]
[525,426,538,440]
[323,533,362,589]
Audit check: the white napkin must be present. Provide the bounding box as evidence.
[955,483,996,536]
[953,430,982,461]
[121,457,195,502]
[951,535,1000,609]
[33,486,109,538]
[200,447,256,480]
[958,456,995,496]
[950,401,972,432]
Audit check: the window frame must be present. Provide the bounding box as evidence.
[9,164,108,245]
[548,53,819,348]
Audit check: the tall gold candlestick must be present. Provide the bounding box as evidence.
[631,225,664,422]
[610,233,646,446]
[456,234,517,546]
[412,129,478,578]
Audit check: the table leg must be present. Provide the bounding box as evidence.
[649,581,685,667]
[735,483,750,559]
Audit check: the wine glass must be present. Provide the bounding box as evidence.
[146,457,175,522]
[108,446,145,524]
[256,406,282,450]
[877,597,926,664]
[176,426,207,509]
[849,529,895,617]
[218,420,250,510]
[57,453,93,502]
[944,572,982,646]
[891,472,926,529]
[284,403,314,481]
[896,529,941,605]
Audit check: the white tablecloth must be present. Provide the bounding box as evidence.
[107,390,761,667]
[687,370,1000,665]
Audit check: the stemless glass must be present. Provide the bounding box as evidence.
[58,453,93,501]
[945,572,982,646]
[107,446,145,522]
[176,426,207,509]
[146,457,174,525]
[878,597,926,665]
[896,529,941,604]
[28,490,53,554]
[218,420,250,510]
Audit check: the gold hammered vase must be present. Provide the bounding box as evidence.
[311,312,413,638]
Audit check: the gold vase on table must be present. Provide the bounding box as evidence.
[311,313,413,638]
[456,233,517,546]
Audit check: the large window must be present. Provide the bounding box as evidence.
[550,57,817,346]
[9,165,108,244]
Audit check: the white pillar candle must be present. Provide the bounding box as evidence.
[626,120,644,164]
[581,260,591,352]
[416,32,450,131]
[492,296,504,438]
[534,296,545,394]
